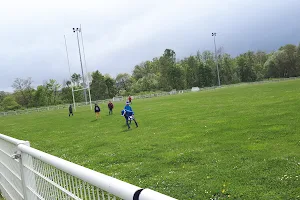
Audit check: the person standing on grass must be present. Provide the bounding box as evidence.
[108,101,114,115]
[128,95,132,104]
[121,109,138,129]
[94,103,101,120]
[69,104,73,117]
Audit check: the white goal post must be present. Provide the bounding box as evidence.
[72,86,92,111]
[64,35,92,111]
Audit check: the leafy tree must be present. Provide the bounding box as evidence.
[236,52,257,82]
[104,75,118,98]
[0,91,8,103]
[115,73,133,92]
[219,54,236,84]
[169,64,186,90]
[33,85,48,107]
[1,96,20,111]
[45,79,61,105]
[159,49,176,91]
[12,77,34,107]
[71,73,82,86]
[90,70,108,100]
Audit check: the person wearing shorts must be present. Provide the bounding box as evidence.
[95,104,101,120]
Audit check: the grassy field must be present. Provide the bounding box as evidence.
[1,80,300,199]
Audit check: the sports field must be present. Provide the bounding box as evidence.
[1,80,300,199]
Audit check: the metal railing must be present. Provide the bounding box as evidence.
[0,133,176,200]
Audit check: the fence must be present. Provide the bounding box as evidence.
[1,77,300,117]
[0,133,176,200]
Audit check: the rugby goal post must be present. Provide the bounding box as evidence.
[72,85,92,111]
[64,34,92,111]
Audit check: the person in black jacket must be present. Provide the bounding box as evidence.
[94,104,101,120]
[69,105,73,117]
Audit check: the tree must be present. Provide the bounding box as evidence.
[1,96,20,111]
[236,52,257,82]
[0,91,8,103]
[168,64,186,90]
[104,75,118,98]
[12,77,34,107]
[115,73,133,92]
[219,54,236,84]
[71,73,82,86]
[90,70,108,100]
[159,49,176,91]
[45,79,61,105]
[66,80,72,87]
[33,85,48,107]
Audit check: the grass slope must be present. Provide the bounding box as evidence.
[1,80,300,199]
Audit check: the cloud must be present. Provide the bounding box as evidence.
[0,0,300,92]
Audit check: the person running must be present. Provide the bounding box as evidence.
[124,101,132,111]
[94,104,101,120]
[121,109,138,129]
[108,101,114,115]
[69,104,73,117]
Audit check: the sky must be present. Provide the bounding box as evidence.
[0,0,299,92]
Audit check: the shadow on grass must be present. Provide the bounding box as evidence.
[90,119,97,122]
[121,129,131,132]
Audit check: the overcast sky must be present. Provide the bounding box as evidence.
[0,0,299,92]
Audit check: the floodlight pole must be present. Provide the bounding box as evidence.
[212,32,221,86]
[80,24,92,110]
[64,35,76,111]
[73,27,88,104]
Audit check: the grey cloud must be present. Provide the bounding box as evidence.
[1,0,300,92]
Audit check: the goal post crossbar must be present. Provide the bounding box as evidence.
[73,87,89,92]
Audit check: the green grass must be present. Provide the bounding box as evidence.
[1,80,300,199]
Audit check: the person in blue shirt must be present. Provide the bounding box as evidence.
[124,101,132,111]
[121,109,138,129]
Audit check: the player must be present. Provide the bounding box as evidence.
[124,101,132,111]
[69,104,73,117]
[121,109,138,129]
[128,95,132,104]
[108,101,114,115]
[94,103,101,120]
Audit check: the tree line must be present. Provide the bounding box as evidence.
[1,43,300,111]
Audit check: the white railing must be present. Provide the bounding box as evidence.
[0,133,176,200]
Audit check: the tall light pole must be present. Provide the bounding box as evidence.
[79,24,92,110]
[73,27,87,104]
[212,32,221,86]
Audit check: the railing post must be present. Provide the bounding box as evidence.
[12,141,30,200]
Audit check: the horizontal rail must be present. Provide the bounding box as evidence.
[17,144,176,199]
[0,133,27,145]
[19,144,141,199]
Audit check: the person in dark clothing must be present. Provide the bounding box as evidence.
[69,105,73,117]
[94,104,101,120]
[128,95,132,104]
[121,109,138,129]
[108,101,114,115]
